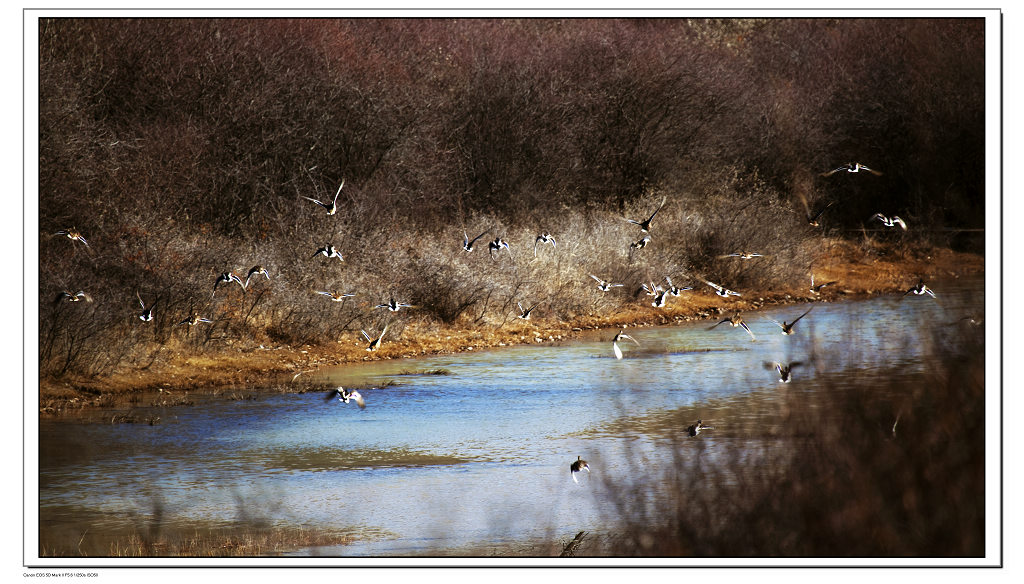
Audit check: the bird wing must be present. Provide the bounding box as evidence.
[739,321,756,341]
[332,178,345,204]
[350,390,366,409]
[612,342,623,360]
[302,196,328,209]
[323,388,341,402]
[792,307,813,324]
[810,200,834,222]
[648,197,668,221]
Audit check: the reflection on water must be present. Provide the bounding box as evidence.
[38,276,986,556]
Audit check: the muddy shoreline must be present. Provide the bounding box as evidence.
[36,242,984,418]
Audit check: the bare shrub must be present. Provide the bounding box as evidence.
[590,325,984,557]
[36,18,985,379]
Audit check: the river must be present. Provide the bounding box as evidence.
[37,275,987,557]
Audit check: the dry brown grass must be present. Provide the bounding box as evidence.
[38,240,982,417]
[42,524,363,558]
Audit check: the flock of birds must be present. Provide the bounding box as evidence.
[48,162,948,486]
[568,161,940,484]
[50,179,415,352]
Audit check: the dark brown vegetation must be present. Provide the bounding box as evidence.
[573,320,986,557]
[38,19,985,397]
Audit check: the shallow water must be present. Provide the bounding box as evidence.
[37,276,985,556]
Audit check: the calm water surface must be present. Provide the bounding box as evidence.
[38,276,985,556]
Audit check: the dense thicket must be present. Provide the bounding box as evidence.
[39,18,984,232]
[37,18,986,377]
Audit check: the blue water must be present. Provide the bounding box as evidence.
[37,276,986,555]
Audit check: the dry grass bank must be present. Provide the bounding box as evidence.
[37,239,983,416]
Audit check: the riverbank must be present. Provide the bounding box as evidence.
[37,239,984,416]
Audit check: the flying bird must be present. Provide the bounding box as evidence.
[625,197,667,232]
[54,290,93,304]
[54,227,89,247]
[687,419,714,437]
[640,281,662,297]
[136,291,155,321]
[629,234,652,250]
[664,276,692,296]
[516,301,538,320]
[316,290,356,302]
[362,324,389,351]
[312,244,344,261]
[590,275,623,292]
[177,313,212,326]
[810,274,838,295]
[570,456,590,484]
[534,233,556,257]
[764,361,804,383]
[612,329,640,360]
[872,213,907,230]
[324,386,365,409]
[376,298,414,312]
[704,280,741,298]
[719,252,764,260]
[213,272,246,295]
[903,279,937,298]
[244,265,270,288]
[799,195,833,227]
[488,237,513,262]
[651,288,670,308]
[767,307,813,335]
[463,230,489,252]
[708,312,756,341]
[821,162,882,176]
[302,178,344,215]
